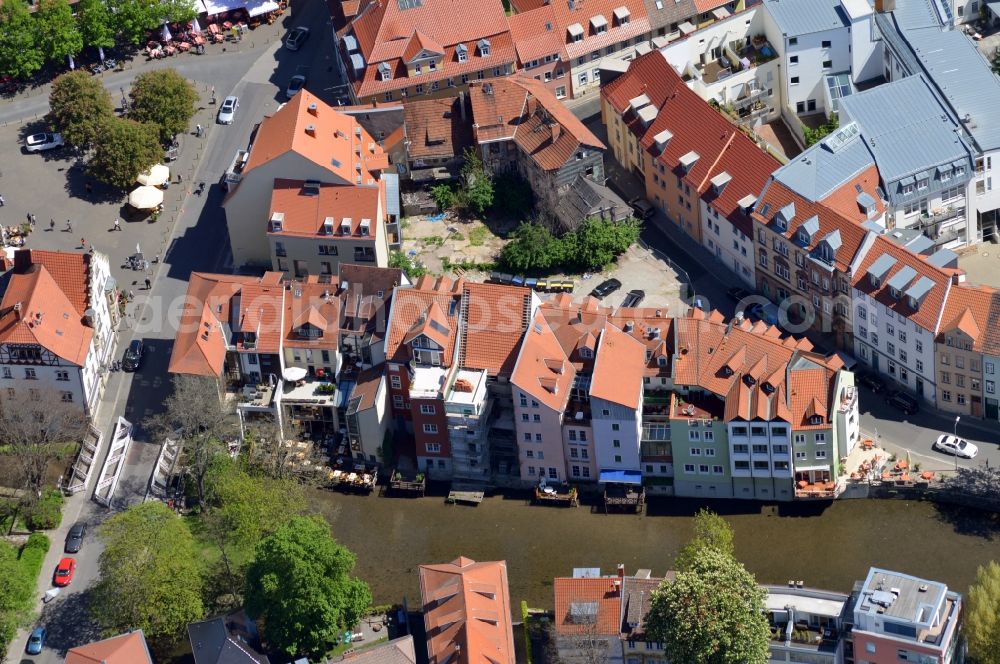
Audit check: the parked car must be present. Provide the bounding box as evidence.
[628,197,655,219]
[26,627,46,655]
[590,278,622,299]
[286,74,306,99]
[53,557,76,587]
[217,95,239,125]
[621,289,645,308]
[726,286,752,302]
[747,302,780,325]
[122,339,143,372]
[284,26,310,51]
[855,372,886,393]
[24,132,64,153]
[65,523,85,553]
[933,434,978,459]
[884,390,919,415]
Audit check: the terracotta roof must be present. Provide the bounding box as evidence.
[514,0,650,62]
[983,292,1000,356]
[242,91,383,184]
[752,178,869,273]
[699,125,780,238]
[693,0,728,12]
[15,250,90,315]
[852,234,957,333]
[511,310,577,411]
[818,165,887,223]
[340,264,404,344]
[461,281,532,377]
[168,273,282,377]
[507,6,565,63]
[66,631,153,664]
[553,576,622,637]
[419,557,516,664]
[385,275,463,364]
[470,76,605,170]
[268,178,382,239]
[331,635,417,663]
[403,30,444,61]
[0,265,93,367]
[590,322,645,409]
[284,281,342,350]
[403,96,474,162]
[936,283,996,350]
[350,365,385,411]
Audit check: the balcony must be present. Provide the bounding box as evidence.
[563,399,591,424]
[353,250,376,263]
[769,621,840,655]
[223,149,249,190]
[838,386,857,413]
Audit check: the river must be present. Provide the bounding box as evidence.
[313,490,1000,609]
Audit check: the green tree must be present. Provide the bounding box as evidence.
[803,113,839,147]
[0,541,34,653]
[967,561,1000,663]
[573,216,641,269]
[48,71,114,149]
[646,547,770,664]
[87,116,161,188]
[388,250,427,279]
[76,0,116,59]
[91,502,204,645]
[492,172,534,217]
[161,0,198,23]
[35,0,82,65]
[129,69,199,143]
[245,516,371,658]
[500,222,563,272]
[458,148,493,216]
[107,0,161,46]
[0,0,43,80]
[674,508,735,572]
[431,183,457,211]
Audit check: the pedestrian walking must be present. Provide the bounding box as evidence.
[195,124,203,137]
[26,213,31,224]
[0,194,6,206]
[30,214,36,226]
[144,277,151,290]
[80,237,86,249]
[66,219,72,232]
[49,219,55,232]
[113,218,121,231]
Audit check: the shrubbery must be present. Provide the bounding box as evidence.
[25,489,63,531]
[500,216,641,273]
[0,533,51,654]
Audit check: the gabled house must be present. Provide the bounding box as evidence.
[339,0,516,104]
[419,557,516,664]
[223,91,396,269]
[66,631,154,664]
[553,567,627,664]
[329,635,417,663]
[402,95,473,181]
[934,284,996,417]
[0,249,119,418]
[188,610,270,664]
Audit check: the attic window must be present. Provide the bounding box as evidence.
[590,14,608,33]
[378,61,392,81]
[613,5,630,24]
[579,347,593,358]
[809,415,823,425]
[907,296,919,310]
[456,43,468,62]
[761,382,775,395]
[477,38,491,57]
[870,275,880,289]
[889,286,900,300]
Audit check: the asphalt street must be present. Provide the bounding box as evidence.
[4,0,342,659]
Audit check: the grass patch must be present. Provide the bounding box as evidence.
[420,236,445,247]
[0,533,51,653]
[468,226,490,247]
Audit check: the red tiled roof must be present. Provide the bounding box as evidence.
[470,76,604,171]
[511,310,577,411]
[693,0,728,12]
[852,234,958,333]
[590,322,645,409]
[419,557,516,664]
[386,275,463,364]
[461,281,532,377]
[553,576,621,637]
[66,632,153,664]
[700,128,780,238]
[403,96,474,162]
[818,165,887,223]
[507,6,564,63]
[936,283,996,350]
[268,178,382,240]
[515,0,650,62]
[17,250,90,315]
[284,281,342,350]
[403,30,445,62]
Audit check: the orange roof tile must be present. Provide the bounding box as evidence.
[16,250,90,315]
[517,0,651,62]
[700,125,780,238]
[268,178,382,240]
[511,311,577,411]
[936,283,996,350]
[284,281,342,350]
[403,30,445,62]
[590,322,645,409]
[461,282,533,376]
[419,557,516,664]
[818,165,887,223]
[553,576,621,637]
[403,96,474,162]
[507,6,564,63]
[66,631,153,664]
[386,276,462,364]
[242,91,383,184]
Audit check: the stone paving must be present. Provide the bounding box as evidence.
[956,241,1000,288]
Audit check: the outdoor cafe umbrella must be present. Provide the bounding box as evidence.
[192,17,203,32]
[162,22,172,42]
[128,185,164,210]
[136,163,170,187]
[282,367,308,382]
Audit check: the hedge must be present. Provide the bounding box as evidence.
[25,489,64,531]
[0,533,51,655]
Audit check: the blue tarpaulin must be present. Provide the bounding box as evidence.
[599,470,642,485]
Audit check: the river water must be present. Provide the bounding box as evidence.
[313,490,1000,609]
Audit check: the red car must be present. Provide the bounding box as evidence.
[53,557,76,587]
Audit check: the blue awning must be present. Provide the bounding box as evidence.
[599,470,642,485]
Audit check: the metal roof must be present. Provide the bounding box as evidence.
[838,75,970,182]
[867,254,897,280]
[927,247,959,267]
[887,265,918,291]
[383,172,400,217]
[763,0,849,36]
[905,276,935,301]
[773,129,874,202]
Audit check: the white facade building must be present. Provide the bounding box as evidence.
[700,198,757,287]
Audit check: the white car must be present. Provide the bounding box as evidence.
[284,26,310,51]
[286,74,306,99]
[24,132,64,153]
[933,434,978,459]
[217,96,239,125]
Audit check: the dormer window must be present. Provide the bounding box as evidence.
[869,275,880,289]
[818,243,832,262]
[908,296,919,310]
[762,382,775,395]
[889,286,900,300]
[456,43,468,62]
[797,229,808,245]
[567,23,584,43]
[590,15,608,33]
[613,5,630,24]
[477,38,491,57]
[809,415,823,425]
[378,62,392,81]
[579,347,593,358]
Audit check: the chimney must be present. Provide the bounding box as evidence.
[13,248,31,272]
[307,102,319,116]
[952,272,966,284]
[617,563,625,580]
[874,0,896,10]
[459,90,467,122]
[305,124,316,136]
[551,123,561,141]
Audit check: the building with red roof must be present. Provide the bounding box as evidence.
[338,0,516,104]
[66,630,153,664]
[934,283,996,417]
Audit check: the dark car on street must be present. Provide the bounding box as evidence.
[122,339,143,372]
[621,289,645,308]
[856,372,886,393]
[65,523,85,553]
[885,390,919,415]
[590,278,622,299]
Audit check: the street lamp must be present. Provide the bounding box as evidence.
[954,415,961,472]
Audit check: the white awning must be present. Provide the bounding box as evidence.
[246,0,278,16]
[200,0,245,15]
[567,22,584,37]
[712,6,730,18]
[590,14,608,30]
[678,20,697,34]
[613,5,630,21]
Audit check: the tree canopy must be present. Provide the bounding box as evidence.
[77,0,116,55]
[128,69,199,143]
[245,516,371,658]
[967,561,1000,663]
[674,508,736,572]
[0,0,44,80]
[459,148,493,216]
[87,116,162,188]
[500,222,563,272]
[48,71,115,149]
[34,0,82,65]
[106,0,162,45]
[91,502,204,645]
[500,216,640,273]
[646,547,770,664]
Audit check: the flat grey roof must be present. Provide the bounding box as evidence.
[773,127,874,202]
[927,247,959,267]
[857,568,947,625]
[839,75,970,182]
[764,0,849,36]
